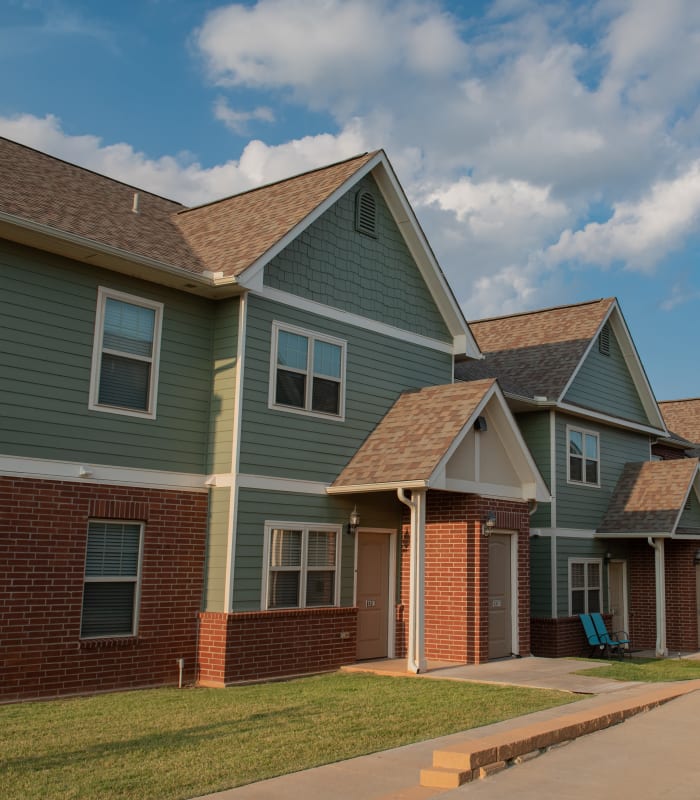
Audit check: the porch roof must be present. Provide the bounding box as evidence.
[597,458,700,536]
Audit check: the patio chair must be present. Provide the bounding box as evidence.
[579,613,607,658]
[590,612,630,659]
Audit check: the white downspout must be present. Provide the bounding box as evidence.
[647,537,668,657]
[398,488,426,673]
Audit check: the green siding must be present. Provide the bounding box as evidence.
[517,411,552,528]
[239,294,453,482]
[208,299,239,474]
[555,413,651,530]
[263,175,451,343]
[233,488,401,611]
[530,536,552,616]
[203,487,231,612]
[564,326,650,425]
[680,491,700,531]
[555,537,609,618]
[1,241,214,472]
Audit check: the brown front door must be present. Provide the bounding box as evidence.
[488,533,513,659]
[356,531,390,660]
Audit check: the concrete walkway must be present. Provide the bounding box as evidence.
[193,656,700,800]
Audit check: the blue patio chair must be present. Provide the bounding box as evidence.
[579,613,606,658]
[590,612,630,659]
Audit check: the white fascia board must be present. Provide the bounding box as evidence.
[237,473,329,495]
[594,530,672,538]
[258,286,454,354]
[532,528,596,539]
[441,478,528,500]
[555,401,667,437]
[0,454,208,492]
[371,160,481,359]
[557,301,667,432]
[326,480,428,495]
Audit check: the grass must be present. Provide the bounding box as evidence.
[0,672,575,800]
[576,656,700,682]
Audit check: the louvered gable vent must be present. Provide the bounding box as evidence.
[355,190,377,237]
[598,322,610,356]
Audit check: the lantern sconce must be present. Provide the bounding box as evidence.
[347,506,360,536]
[481,510,497,537]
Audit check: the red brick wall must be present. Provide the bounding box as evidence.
[396,491,530,665]
[197,607,358,685]
[665,541,699,651]
[0,476,207,701]
[531,616,593,657]
[628,540,659,649]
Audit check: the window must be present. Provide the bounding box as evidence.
[355,189,377,237]
[270,322,346,419]
[568,427,600,485]
[81,521,143,638]
[569,559,601,615]
[262,523,341,609]
[89,287,163,418]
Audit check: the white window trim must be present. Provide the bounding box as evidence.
[268,320,347,422]
[80,519,145,639]
[89,286,163,419]
[261,520,342,610]
[568,557,602,617]
[566,425,601,488]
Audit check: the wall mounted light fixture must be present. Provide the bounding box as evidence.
[481,510,497,537]
[347,506,360,536]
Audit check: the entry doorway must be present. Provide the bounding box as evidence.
[608,560,629,640]
[355,530,395,660]
[488,533,515,659]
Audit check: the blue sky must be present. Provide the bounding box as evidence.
[2,0,699,401]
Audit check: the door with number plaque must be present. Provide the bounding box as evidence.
[488,533,513,659]
[356,531,390,660]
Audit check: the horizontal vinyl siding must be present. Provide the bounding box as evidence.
[239,294,453,482]
[530,536,552,617]
[555,537,608,618]
[263,174,451,343]
[517,411,551,527]
[208,299,239,474]
[555,413,651,530]
[0,242,214,472]
[564,327,650,425]
[233,488,401,611]
[203,487,231,612]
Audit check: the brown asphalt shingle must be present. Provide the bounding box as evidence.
[659,399,700,445]
[598,458,700,534]
[174,151,378,278]
[331,380,495,488]
[0,137,378,280]
[456,298,615,399]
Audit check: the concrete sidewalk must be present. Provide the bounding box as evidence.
[193,658,700,800]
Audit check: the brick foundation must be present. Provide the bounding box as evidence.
[396,491,530,664]
[197,607,358,685]
[0,476,207,701]
[530,616,592,658]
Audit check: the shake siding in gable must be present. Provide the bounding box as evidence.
[239,293,453,482]
[232,488,401,611]
[0,240,213,473]
[555,413,651,530]
[263,175,451,343]
[564,327,650,425]
[207,298,239,474]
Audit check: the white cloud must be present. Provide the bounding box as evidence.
[545,161,700,273]
[213,97,275,135]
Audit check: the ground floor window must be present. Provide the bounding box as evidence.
[81,521,143,637]
[262,522,341,609]
[569,558,601,615]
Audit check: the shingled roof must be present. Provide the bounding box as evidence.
[598,459,700,535]
[455,298,615,399]
[330,380,496,489]
[659,399,700,445]
[0,136,378,280]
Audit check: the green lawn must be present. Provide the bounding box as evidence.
[1,672,575,800]
[576,656,700,682]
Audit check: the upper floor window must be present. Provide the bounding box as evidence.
[569,559,601,616]
[269,321,346,420]
[89,288,163,419]
[81,521,143,638]
[568,426,600,486]
[261,523,341,609]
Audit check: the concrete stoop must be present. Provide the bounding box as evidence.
[420,683,698,789]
